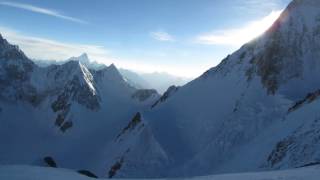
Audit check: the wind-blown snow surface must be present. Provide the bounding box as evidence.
[0,165,320,180]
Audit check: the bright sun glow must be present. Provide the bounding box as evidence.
[196,10,283,46]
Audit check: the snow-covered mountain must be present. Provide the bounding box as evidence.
[1,0,320,179]
[33,53,106,70]
[0,33,162,178]
[119,69,190,94]
[34,56,189,94]
[132,0,320,177]
[119,69,152,89]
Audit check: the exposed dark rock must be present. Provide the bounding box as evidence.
[55,114,65,127]
[108,158,124,178]
[298,162,320,168]
[77,170,98,178]
[116,112,142,140]
[267,137,294,167]
[51,95,70,113]
[43,156,57,168]
[288,89,320,113]
[60,121,73,132]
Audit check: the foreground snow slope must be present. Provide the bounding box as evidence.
[0,165,319,180]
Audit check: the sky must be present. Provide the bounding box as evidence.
[0,0,291,78]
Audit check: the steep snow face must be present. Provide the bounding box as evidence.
[140,0,320,177]
[102,113,168,178]
[245,0,320,97]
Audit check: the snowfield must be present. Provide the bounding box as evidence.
[0,165,319,180]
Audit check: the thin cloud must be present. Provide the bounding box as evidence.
[0,26,194,77]
[0,26,111,63]
[150,31,175,42]
[195,10,283,46]
[0,1,87,24]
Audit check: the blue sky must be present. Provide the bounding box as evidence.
[0,0,291,77]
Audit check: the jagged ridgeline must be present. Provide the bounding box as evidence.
[0,33,162,177]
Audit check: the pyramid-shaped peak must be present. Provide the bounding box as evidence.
[109,63,117,69]
[79,53,89,60]
[0,33,9,46]
[69,53,90,62]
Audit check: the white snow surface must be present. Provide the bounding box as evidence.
[0,165,320,180]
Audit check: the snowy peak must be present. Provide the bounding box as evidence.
[239,0,320,95]
[93,63,126,84]
[0,33,30,62]
[68,53,90,64]
[67,53,106,70]
[78,53,89,61]
[107,112,168,178]
[48,60,100,111]
[151,85,179,108]
[107,63,122,78]
[197,0,320,95]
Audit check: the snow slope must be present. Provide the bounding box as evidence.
[136,0,320,177]
[0,165,319,180]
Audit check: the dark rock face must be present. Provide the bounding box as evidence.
[288,89,320,112]
[108,158,124,178]
[60,121,73,132]
[43,156,57,168]
[50,75,99,132]
[0,34,38,105]
[53,76,100,112]
[266,137,294,167]
[131,89,158,102]
[265,118,320,169]
[244,0,320,94]
[116,112,142,140]
[77,170,98,178]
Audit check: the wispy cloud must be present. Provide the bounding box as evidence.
[194,10,282,46]
[232,0,286,15]
[0,26,194,77]
[0,1,87,24]
[0,26,111,63]
[150,31,175,42]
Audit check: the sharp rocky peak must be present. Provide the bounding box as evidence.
[200,0,320,96]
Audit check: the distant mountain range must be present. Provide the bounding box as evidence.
[33,54,190,94]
